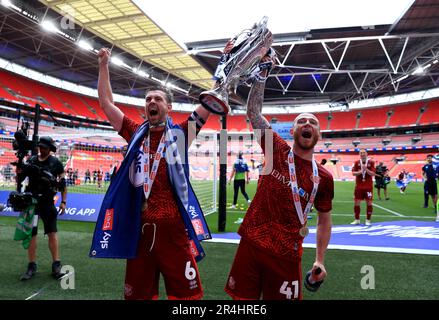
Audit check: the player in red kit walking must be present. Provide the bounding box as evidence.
[351,149,376,226]
[224,52,334,300]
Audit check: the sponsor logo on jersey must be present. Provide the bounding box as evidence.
[189,240,199,257]
[102,208,114,231]
[192,219,205,236]
[100,231,111,250]
[129,150,144,187]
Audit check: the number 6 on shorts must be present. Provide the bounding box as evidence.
[185,261,196,280]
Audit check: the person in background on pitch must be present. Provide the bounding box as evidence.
[94,47,214,300]
[229,151,251,209]
[375,162,390,200]
[351,149,376,226]
[422,154,438,219]
[250,158,263,182]
[225,49,333,300]
[19,136,67,281]
[84,168,91,184]
[109,160,119,181]
[396,168,409,194]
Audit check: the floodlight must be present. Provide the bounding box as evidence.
[1,0,12,8]
[110,57,130,69]
[396,75,409,83]
[41,20,59,33]
[133,68,149,78]
[77,39,93,51]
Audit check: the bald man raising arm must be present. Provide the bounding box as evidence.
[224,53,334,300]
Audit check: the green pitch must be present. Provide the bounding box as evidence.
[206,180,437,233]
[0,181,438,300]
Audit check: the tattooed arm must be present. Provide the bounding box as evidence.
[247,80,270,136]
[247,50,276,136]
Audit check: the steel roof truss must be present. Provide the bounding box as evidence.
[322,40,350,72]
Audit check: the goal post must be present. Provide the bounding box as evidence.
[188,130,218,216]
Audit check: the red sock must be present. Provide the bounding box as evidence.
[366,205,373,220]
[354,205,360,220]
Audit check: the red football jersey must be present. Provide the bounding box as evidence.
[352,159,375,189]
[238,132,334,260]
[119,116,189,222]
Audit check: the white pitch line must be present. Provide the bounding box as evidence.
[326,213,432,219]
[25,288,45,301]
[372,203,405,217]
[207,210,434,219]
[206,239,439,256]
[24,272,71,300]
[333,200,406,217]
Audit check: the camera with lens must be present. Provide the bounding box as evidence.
[11,121,34,163]
[7,191,36,212]
[23,163,59,196]
[376,164,388,176]
[8,162,59,212]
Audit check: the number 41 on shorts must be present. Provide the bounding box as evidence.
[280,280,299,299]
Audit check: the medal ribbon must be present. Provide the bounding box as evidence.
[142,128,166,201]
[288,150,319,226]
[360,158,369,181]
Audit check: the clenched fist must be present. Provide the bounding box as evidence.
[98,48,111,66]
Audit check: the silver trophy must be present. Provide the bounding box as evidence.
[199,16,273,115]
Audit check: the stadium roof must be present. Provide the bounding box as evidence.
[0,0,438,111]
[187,0,439,107]
[0,0,211,103]
[39,0,213,90]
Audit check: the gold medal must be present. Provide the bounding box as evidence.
[299,226,309,238]
[141,201,148,212]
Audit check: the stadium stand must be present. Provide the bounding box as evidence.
[2,67,438,132]
[118,104,144,123]
[320,152,431,181]
[58,91,100,120]
[357,106,392,128]
[419,99,439,125]
[1,64,437,185]
[388,102,424,127]
[0,70,42,105]
[328,110,357,130]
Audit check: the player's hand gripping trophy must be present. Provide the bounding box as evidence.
[199,16,275,115]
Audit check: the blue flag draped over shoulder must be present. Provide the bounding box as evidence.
[89,118,211,261]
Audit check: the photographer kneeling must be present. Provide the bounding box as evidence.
[19,136,67,281]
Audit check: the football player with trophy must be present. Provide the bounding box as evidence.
[219,18,334,300]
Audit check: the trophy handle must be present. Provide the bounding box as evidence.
[199,86,230,115]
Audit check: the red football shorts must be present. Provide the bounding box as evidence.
[124,221,203,300]
[225,238,303,300]
[354,187,373,201]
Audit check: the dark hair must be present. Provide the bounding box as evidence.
[427,154,433,158]
[145,86,173,104]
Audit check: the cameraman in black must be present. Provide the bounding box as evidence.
[375,162,390,201]
[19,136,67,281]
